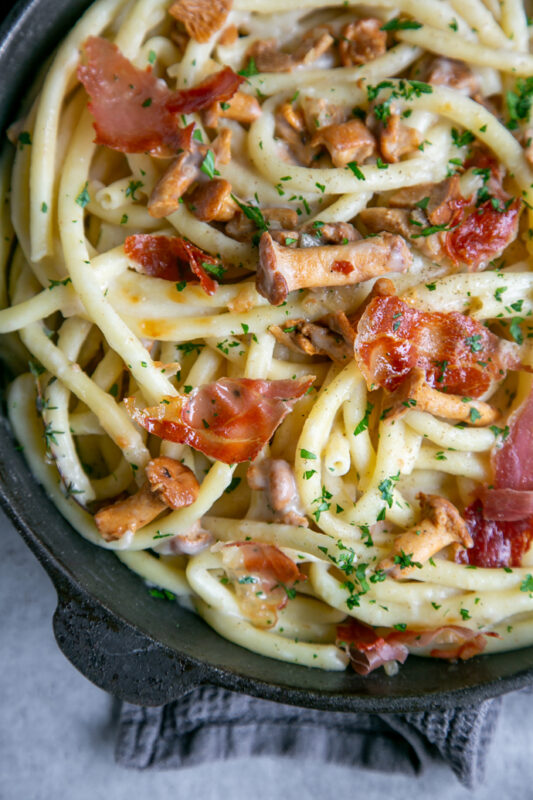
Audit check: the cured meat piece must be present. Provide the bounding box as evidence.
[165,66,244,114]
[78,37,242,154]
[445,199,521,270]
[127,376,314,463]
[336,618,489,675]
[492,386,533,491]
[458,499,533,567]
[169,0,232,43]
[355,294,523,397]
[78,36,188,155]
[124,234,221,295]
[221,541,306,627]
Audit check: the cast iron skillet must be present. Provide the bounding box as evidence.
[2,0,533,712]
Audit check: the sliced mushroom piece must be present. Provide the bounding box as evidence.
[95,483,166,542]
[247,458,308,527]
[377,493,473,578]
[203,91,262,129]
[387,177,466,226]
[94,457,199,541]
[148,149,203,218]
[257,232,412,305]
[169,0,232,43]
[152,519,213,555]
[226,207,299,242]
[379,110,422,163]
[300,96,347,132]
[188,178,239,222]
[311,118,376,167]
[247,27,334,73]
[385,368,499,426]
[145,456,200,508]
[212,127,232,165]
[300,221,361,245]
[358,206,446,262]
[275,102,319,166]
[219,24,238,47]
[270,318,353,363]
[338,18,387,67]
[418,56,479,95]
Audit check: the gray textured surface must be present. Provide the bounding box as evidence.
[1,508,532,800]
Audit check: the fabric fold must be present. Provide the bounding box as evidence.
[116,686,501,787]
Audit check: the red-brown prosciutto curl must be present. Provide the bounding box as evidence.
[124,234,221,295]
[336,619,490,675]
[457,499,533,568]
[221,541,306,627]
[474,386,533,527]
[78,37,242,155]
[444,199,521,271]
[355,295,523,397]
[126,376,314,463]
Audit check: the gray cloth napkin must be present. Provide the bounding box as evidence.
[116,686,501,788]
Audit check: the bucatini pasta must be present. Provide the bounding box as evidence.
[3,0,533,675]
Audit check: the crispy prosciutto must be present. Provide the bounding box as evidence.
[492,386,533,492]
[336,619,490,675]
[354,294,523,397]
[165,66,244,114]
[457,499,533,567]
[126,376,314,463]
[221,541,306,627]
[124,234,221,295]
[78,37,243,155]
[477,386,533,525]
[444,199,521,270]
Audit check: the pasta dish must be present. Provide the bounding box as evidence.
[3,0,533,676]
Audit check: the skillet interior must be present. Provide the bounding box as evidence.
[1,0,533,711]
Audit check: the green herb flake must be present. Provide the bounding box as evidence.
[346,161,365,180]
[354,401,373,436]
[380,17,422,31]
[75,182,90,208]
[300,448,317,459]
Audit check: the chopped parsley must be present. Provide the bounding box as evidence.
[125,180,144,201]
[238,57,259,77]
[200,149,219,179]
[346,161,365,180]
[353,401,373,436]
[380,18,423,31]
[75,182,90,208]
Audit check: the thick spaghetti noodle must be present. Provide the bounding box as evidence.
[3,0,533,675]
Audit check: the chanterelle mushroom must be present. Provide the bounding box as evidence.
[247,26,334,73]
[377,493,473,579]
[247,458,308,527]
[338,18,387,66]
[169,0,232,43]
[311,118,376,167]
[270,318,353,363]
[256,231,412,305]
[94,457,199,541]
[385,368,500,426]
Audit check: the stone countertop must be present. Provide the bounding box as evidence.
[1,509,532,800]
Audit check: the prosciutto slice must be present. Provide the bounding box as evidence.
[78,37,242,155]
[477,386,533,525]
[493,387,533,491]
[355,295,523,396]
[336,619,489,675]
[458,499,533,567]
[221,541,306,627]
[445,199,521,270]
[124,234,221,295]
[127,376,314,463]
